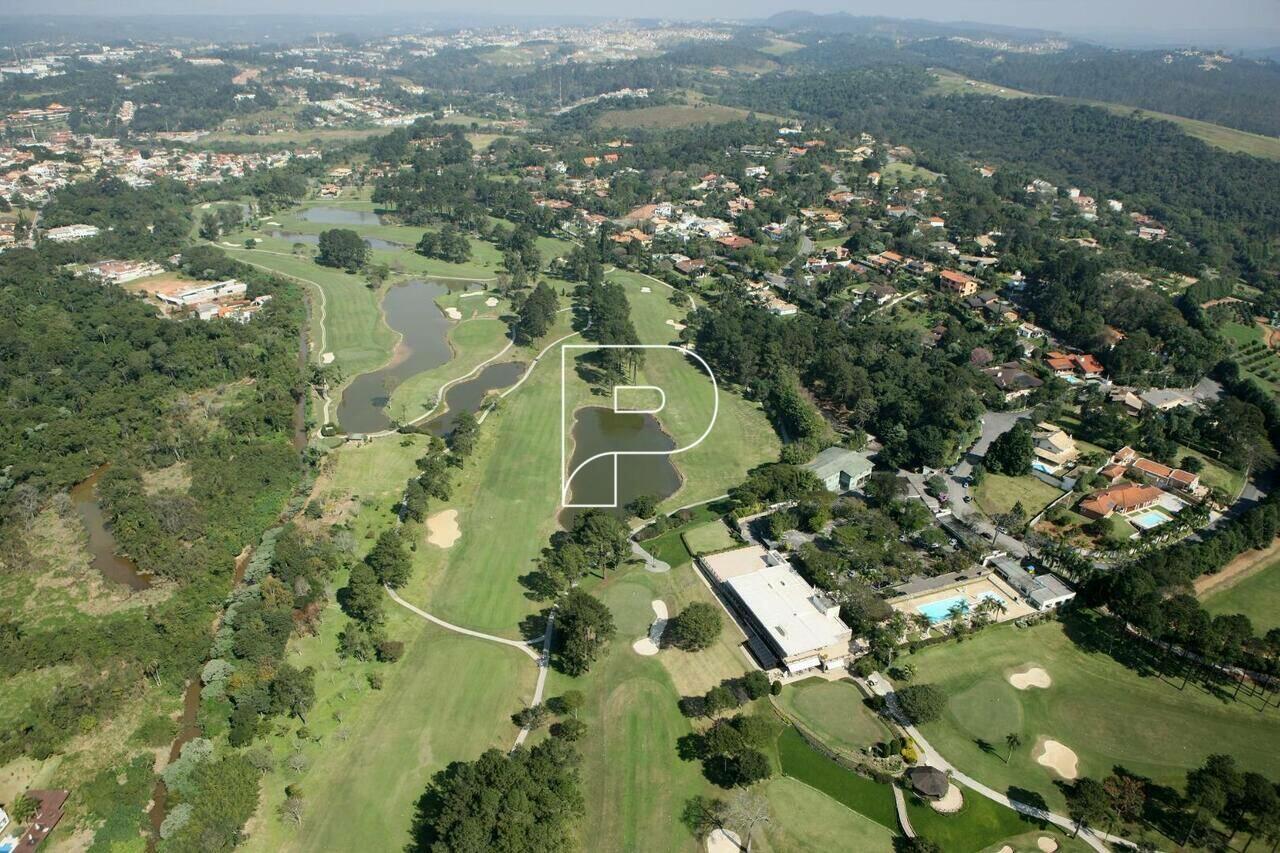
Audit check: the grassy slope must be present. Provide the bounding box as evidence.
[929,69,1280,161]
[906,615,1280,815]
[1202,560,1280,633]
[974,473,1063,519]
[773,678,894,756]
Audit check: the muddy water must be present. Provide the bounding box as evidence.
[427,361,527,437]
[559,406,681,528]
[147,679,202,841]
[69,467,152,591]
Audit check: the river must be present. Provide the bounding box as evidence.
[560,406,681,527]
[69,467,152,591]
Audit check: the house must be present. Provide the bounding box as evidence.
[805,446,874,493]
[865,283,898,306]
[939,269,978,297]
[716,235,754,251]
[983,363,1043,402]
[1033,422,1079,468]
[1078,483,1164,519]
[1131,457,1201,494]
[701,546,853,674]
[85,259,164,284]
[989,557,1076,610]
[1109,387,1145,416]
[1138,389,1193,411]
[1044,351,1104,379]
[907,766,950,801]
[674,258,706,276]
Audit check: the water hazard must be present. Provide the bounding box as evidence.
[298,206,383,226]
[427,361,527,437]
[560,406,681,527]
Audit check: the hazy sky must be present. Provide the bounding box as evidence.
[0,0,1277,46]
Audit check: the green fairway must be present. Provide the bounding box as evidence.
[904,614,1280,816]
[760,777,896,853]
[1202,560,1280,633]
[774,727,899,830]
[773,678,894,757]
[680,519,737,555]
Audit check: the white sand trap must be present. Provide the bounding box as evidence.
[321,352,335,365]
[997,847,1014,853]
[459,291,486,298]
[266,220,280,226]
[640,286,652,293]
[1036,837,1059,853]
[705,828,742,853]
[633,599,669,656]
[1009,665,1052,690]
[444,306,463,320]
[426,509,461,548]
[1034,739,1078,779]
[665,319,686,331]
[484,297,499,307]
[930,783,963,813]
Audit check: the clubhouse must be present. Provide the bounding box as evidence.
[700,545,852,675]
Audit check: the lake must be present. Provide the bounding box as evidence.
[298,206,383,226]
[427,360,527,437]
[560,406,681,527]
[269,230,401,251]
[336,279,455,434]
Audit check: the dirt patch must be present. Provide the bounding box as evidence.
[996,847,1014,853]
[1008,665,1052,690]
[321,352,335,364]
[930,783,963,813]
[1033,738,1078,779]
[426,509,461,548]
[1195,537,1280,596]
[640,286,652,293]
[665,318,686,331]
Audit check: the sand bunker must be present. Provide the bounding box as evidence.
[930,784,963,813]
[321,352,335,365]
[1009,665,1052,690]
[484,297,499,307]
[997,847,1014,853]
[444,306,463,320]
[705,828,742,853]
[665,319,687,331]
[426,509,461,548]
[632,599,669,656]
[1036,837,1059,853]
[1034,739,1078,779]
[640,286,652,293]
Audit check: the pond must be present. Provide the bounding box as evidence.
[298,206,383,226]
[427,360,527,437]
[69,466,152,591]
[268,230,402,251]
[337,279,455,434]
[560,406,681,527]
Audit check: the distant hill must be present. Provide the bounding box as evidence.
[760,11,1061,43]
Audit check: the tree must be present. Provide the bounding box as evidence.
[557,590,616,676]
[365,528,412,589]
[985,420,1034,476]
[705,685,738,717]
[7,793,37,824]
[733,750,773,787]
[670,602,724,652]
[1004,732,1022,764]
[1066,777,1112,838]
[516,281,559,343]
[1103,773,1147,828]
[625,493,659,520]
[445,411,480,461]
[316,228,369,272]
[742,670,771,700]
[724,788,770,849]
[269,664,316,723]
[895,684,946,724]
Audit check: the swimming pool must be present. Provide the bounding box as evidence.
[1130,509,1171,530]
[917,592,1007,624]
[1031,461,1055,474]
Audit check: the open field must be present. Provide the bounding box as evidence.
[595,102,762,130]
[882,160,942,184]
[1174,444,1246,498]
[774,727,899,830]
[759,777,896,852]
[1201,559,1280,633]
[773,678,893,757]
[973,473,1063,520]
[905,614,1280,816]
[930,69,1280,161]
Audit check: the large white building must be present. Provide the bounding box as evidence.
[701,545,852,674]
[45,223,99,242]
[157,279,247,307]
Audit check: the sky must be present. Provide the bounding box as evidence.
[0,0,1277,48]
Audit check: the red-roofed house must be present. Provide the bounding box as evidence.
[939,269,978,297]
[1079,483,1164,519]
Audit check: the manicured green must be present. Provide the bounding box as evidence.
[761,777,895,853]
[905,614,1280,816]
[775,727,899,830]
[643,529,695,568]
[1202,561,1280,633]
[680,520,737,555]
[973,473,1064,520]
[774,678,894,757]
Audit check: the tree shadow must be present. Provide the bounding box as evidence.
[974,737,997,758]
[517,610,550,644]
[1006,786,1051,828]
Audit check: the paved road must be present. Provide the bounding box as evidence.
[860,675,1136,853]
[512,613,555,749]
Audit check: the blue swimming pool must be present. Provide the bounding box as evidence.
[1130,509,1170,530]
[917,592,1006,624]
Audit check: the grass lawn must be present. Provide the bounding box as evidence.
[773,678,893,758]
[774,727,899,830]
[644,529,694,568]
[904,614,1280,819]
[882,161,942,184]
[759,777,895,853]
[905,789,1085,853]
[973,473,1064,520]
[680,519,737,555]
[1175,445,1246,499]
[1202,560,1280,633]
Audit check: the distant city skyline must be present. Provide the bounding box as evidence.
[0,0,1277,49]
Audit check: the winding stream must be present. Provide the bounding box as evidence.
[69,467,152,591]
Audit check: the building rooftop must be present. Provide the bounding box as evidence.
[721,557,851,660]
[805,446,874,486]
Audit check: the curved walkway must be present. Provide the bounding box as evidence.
[385,586,540,659]
[891,786,916,839]
[861,676,1136,853]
